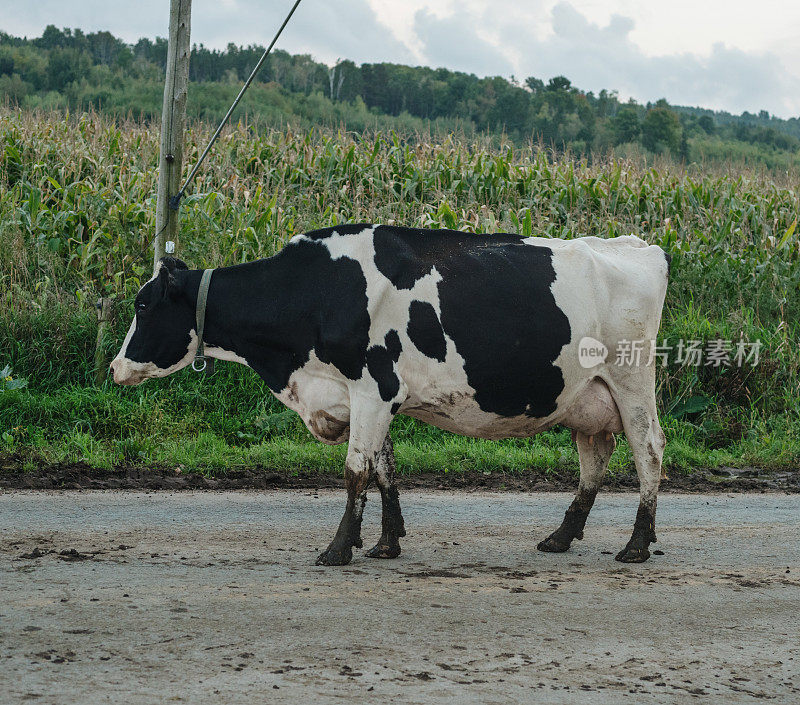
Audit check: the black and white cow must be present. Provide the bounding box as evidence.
[111,225,669,566]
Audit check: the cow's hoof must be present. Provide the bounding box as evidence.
[615,545,651,563]
[315,545,353,566]
[537,534,571,553]
[365,543,401,559]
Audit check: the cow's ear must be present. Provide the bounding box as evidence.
[157,257,189,300]
[158,256,189,272]
[154,264,171,299]
[154,262,184,301]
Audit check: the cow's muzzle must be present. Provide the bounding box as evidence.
[109,359,144,386]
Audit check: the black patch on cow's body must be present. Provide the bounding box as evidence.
[366,330,402,402]
[407,300,447,363]
[373,224,524,290]
[372,226,571,418]
[302,223,374,241]
[384,329,402,361]
[199,238,371,393]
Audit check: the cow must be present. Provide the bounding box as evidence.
[111,224,669,566]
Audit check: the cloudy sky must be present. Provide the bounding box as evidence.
[2,0,798,118]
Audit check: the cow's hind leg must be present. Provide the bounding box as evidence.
[615,396,665,563]
[365,435,406,559]
[538,431,615,553]
[616,381,666,563]
[316,398,393,567]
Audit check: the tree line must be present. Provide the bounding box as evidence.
[1,25,799,168]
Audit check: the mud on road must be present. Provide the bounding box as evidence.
[1,490,799,704]
[1,460,799,492]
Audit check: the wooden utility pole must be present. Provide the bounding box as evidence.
[94,297,113,385]
[154,0,192,270]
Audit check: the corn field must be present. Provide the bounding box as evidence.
[2,108,798,292]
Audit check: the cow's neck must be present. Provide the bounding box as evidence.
[183,260,310,391]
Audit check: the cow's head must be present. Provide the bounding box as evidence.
[110,257,198,386]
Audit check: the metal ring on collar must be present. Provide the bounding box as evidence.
[192,357,208,373]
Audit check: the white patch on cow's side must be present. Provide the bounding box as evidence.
[306,227,447,395]
[352,232,475,411]
[111,328,198,386]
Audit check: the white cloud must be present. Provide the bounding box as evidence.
[407,1,799,117]
[525,3,796,116]
[412,9,514,77]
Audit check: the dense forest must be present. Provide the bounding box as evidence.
[1,25,800,169]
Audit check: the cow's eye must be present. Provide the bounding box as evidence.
[136,302,147,312]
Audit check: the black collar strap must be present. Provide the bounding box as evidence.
[192,268,214,374]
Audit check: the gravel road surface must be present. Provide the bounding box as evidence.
[1,490,798,703]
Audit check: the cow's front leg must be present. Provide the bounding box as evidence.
[314,460,370,566]
[316,398,393,567]
[365,435,405,559]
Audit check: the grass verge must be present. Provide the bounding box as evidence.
[3,381,798,476]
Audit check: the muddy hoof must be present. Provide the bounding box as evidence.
[365,543,401,559]
[615,545,651,563]
[315,545,353,566]
[537,534,571,553]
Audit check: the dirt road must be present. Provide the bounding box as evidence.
[1,490,798,703]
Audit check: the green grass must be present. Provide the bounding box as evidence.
[3,383,798,474]
[1,108,799,475]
